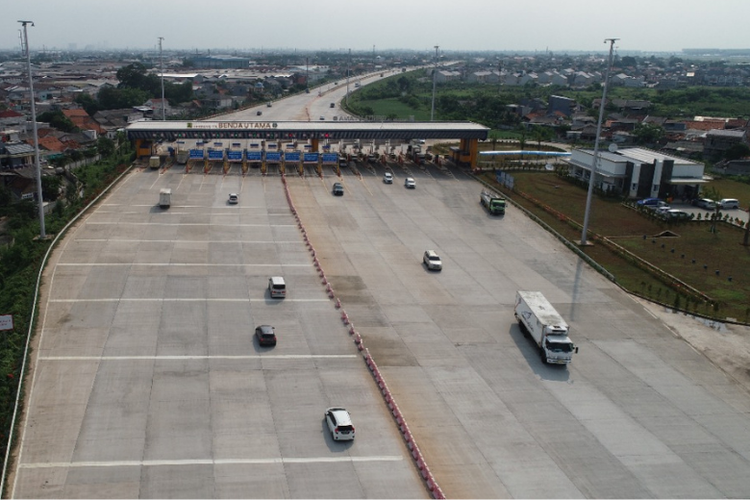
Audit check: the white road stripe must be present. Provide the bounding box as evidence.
[85,221,296,227]
[55,263,310,267]
[39,355,358,361]
[74,239,301,244]
[49,298,328,303]
[20,455,402,469]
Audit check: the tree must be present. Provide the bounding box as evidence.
[96,136,115,157]
[633,123,664,145]
[37,110,78,133]
[74,93,99,116]
[725,143,750,161]
[116,62,149,89]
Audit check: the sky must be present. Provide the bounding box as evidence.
[3,0,750,55]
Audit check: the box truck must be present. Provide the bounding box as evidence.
[480,190,506,215]
[514,291,578,365]
[159,188,171,208]
[149,155,161,169]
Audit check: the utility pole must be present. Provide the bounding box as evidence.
[19,20,45,239]
[430,45,439,121]
[580,38,618,246]
[346,48,351,106]
[158,37,165,121]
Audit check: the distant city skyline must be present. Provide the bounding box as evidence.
[3,0,750,55]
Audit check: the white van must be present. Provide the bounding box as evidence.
[159,188,171,208]
[719,198,740,209]
[268,276,286,298]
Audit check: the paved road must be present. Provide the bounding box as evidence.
[11,166,426,498]
[11,74,750,497]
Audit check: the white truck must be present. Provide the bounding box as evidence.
[149,155,161,169]
[514,291,578,365]
[159,188,171,208]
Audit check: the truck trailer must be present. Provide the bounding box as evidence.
[480,190,506,215]
[514,291,578,365]
[159,188,171,208]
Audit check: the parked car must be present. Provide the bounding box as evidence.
[636,197,663,207]
[255,325,277,347]
[719,198,740,209]
[228,193,239,204]
[664,209,690,220]
[332,182,344,196]
[423,250,442,271]
[654,204,671,214]
[696,198,716,209]
[404,177,416,189]
[325,407,355,441]
[383,172,393,184]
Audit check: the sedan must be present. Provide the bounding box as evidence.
[404,177,416,189]
[228,193,239,204]
[696,198,716,209]
[255,325,277,347]
[383,172,393,184]
[332,182,344,196]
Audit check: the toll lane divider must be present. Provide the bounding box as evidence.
[279,174,445,499]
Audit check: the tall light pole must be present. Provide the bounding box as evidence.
[430,45,439,121]
[346,48,351,106]
[158,37,165,121]
[580,38,618,246]
[19,20,45,239]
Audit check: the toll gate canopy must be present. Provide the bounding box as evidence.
[126,120,490,143]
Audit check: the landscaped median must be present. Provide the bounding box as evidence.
[479,170,750,324]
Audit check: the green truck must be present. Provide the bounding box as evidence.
[480,190,506,215]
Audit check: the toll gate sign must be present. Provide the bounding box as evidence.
[322,153,338,164]
[0,315,13,331]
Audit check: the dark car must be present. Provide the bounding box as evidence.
[636,197,663,207]
[255,325,277,347]
[332,182,344,196]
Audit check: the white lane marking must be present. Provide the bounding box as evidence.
[74,239,301,243]
[55,263,310,267]
[84,221,296,227]
[39,355,358,361]
[19,455,402,469]
[49,298,328,303]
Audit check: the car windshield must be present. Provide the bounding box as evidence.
[546,341,573,353]
[429,255,440,261]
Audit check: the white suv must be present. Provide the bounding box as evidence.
[423,250,442,271]
[325,407,355,441]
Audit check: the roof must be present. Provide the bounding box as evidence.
[3,143,35,155]
[126,120,490,142]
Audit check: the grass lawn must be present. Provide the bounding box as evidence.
[481,170,750,323]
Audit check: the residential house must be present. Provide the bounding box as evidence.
[703,129,747,160]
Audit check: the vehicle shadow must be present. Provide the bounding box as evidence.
[507,322,570,382]
[321,419,354,452]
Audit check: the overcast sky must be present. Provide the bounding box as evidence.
[3,0,749,55]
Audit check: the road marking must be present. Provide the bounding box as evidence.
[19,455,402,469]
[39,354,358,361]
[74,239,302,244]
[84,221,297,227]
[55,263,311,267]
[49,298,328,303]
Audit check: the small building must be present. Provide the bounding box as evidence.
[565,146,706,200]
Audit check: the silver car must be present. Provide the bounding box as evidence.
[423,250,442,271]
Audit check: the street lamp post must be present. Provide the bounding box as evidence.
[580,38,618,246]
[158,37,165,121]
[18,20,45,239]
[430,45,439,121]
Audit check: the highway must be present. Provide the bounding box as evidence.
[9,72,750,498]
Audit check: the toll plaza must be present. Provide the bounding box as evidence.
[126,120,489,173]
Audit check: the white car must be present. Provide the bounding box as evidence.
[325,407,355,441]
[719,198,739,209]
[423,250,442,271]
[383,172,393,184]
[404,177,416,189]
[228,193,239,204]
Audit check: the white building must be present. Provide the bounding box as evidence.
[565,147,707,200]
